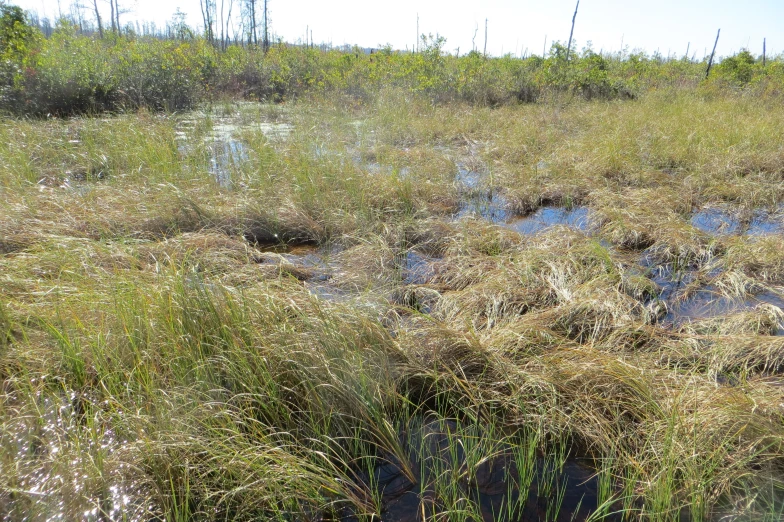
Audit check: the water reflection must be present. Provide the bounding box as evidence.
[642,259,784,333]
[343,416,617,522]
[505,206,590,236]
[1,390,152,522]
[691,206,783,236]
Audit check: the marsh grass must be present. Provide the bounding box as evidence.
[3,91,784,521]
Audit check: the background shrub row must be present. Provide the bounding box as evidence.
[2,11,783,115]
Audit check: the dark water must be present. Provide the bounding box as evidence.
[339,417,617,522]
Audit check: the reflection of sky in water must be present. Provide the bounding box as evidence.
[456,165,481,188]
[209,139,247,187]
[644,260,784,333]
[505,206,590,235]
[5,392,150,521]
[454,162,592,234]
[748,210,784,236]
[691,206,783,236]
[456,194,510,222]
[175,112,293,187]
[691,207,742,235]
[454,166,511,222]
[403,250,437,285]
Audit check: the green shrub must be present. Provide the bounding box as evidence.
[716,49,757,85]
[0,2,38,112]
[1,22,783,116]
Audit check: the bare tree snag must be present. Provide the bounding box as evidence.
[566,0,579,61]
[92,0,103,38]
[706,28,720,78]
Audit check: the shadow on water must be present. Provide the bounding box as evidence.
[338,416,619,522]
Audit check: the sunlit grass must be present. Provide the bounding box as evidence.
[2,90,784,521]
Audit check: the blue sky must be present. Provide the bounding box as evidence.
[13,0,784,58]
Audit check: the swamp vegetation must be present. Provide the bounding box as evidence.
[3,10,784,522]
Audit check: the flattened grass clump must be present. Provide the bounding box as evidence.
[722,235,784,284]
[432,230,644,335]
[679,306,784,337]
[590,187,703,255]
[657,334,784,377]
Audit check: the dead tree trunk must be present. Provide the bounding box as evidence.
[109,0,115,33]
[416,13,419,52]
[92,0,103,38]
[220,0,225,49]
[262,0,269,53]
[483,18,487,57]
[225,0,233,49]
[200,0,213,42]
[706,28,720,78]
[565,0,579,61]
[250,0,257,44]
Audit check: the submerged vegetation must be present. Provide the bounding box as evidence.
[3,6,784,522]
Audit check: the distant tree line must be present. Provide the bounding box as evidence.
[11,0,271,48]
[1,0,782,117]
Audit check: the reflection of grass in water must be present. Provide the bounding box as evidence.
[2,91,784,521]
[357,414,599,522]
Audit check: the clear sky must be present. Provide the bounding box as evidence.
[13,0,784,59]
